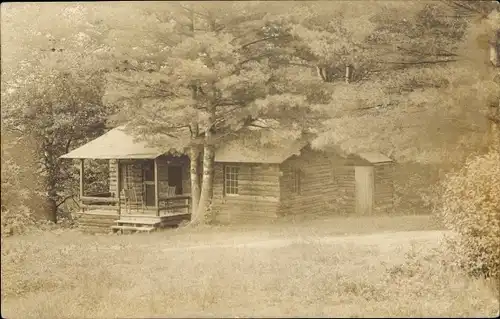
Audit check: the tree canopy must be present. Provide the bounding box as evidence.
[1,3,115,221]
[1,1,498,222]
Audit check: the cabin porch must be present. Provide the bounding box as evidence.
[59,126,196,232]
[76,155,193,233]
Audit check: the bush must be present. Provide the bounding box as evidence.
[1,206,37,237]
[437,150,500,279]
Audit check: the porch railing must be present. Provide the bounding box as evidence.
[158,195,191,216]
[80,192,191,216]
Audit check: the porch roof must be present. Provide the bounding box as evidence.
[60,126,168,159]
[357,152,393,164]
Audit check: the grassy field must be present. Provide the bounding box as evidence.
[1,215,498,318]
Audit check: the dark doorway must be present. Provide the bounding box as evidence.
[143,160,156,207]
[168,165,183,195]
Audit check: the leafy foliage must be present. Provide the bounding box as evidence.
[438,151,500,279]
[2,70,111,221]
[103,2,320,144]
[1,3,116,222]
[308,1,499,164]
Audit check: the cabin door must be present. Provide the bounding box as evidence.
[168,165,183,195]
[355,166,374,215]
[143,160,156,207]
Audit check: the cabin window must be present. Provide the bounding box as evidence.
[291,168,301,194]
[224,165,240,195]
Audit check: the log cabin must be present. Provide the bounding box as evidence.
[60,126,395,233]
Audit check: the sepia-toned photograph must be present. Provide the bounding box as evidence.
[1,1,499,317]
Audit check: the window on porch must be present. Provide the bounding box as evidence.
[224,165,240,195]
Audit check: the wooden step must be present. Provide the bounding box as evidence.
[111,225,155,233]
[115,219,160,226]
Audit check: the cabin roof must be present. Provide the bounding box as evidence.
[60,125,390,164]
[357,152,393,164]
[60,125,308,163]
[60,126,168,159]
[214,139,309,164]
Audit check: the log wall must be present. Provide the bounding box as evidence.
[76,211,118,234]
[279,148,355,216]
[211,163,281,224]
[332,165,356,214]
[373,162,395,214]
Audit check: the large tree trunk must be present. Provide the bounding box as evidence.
[191,101,216,225]
[45,197,58,223]
[45,179,58,223]
[43,144,58,223]
[189,146,201,216]
[193,141,215,224]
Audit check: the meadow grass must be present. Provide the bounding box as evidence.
[1,215,498,318]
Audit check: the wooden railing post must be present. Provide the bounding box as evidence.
[116,159,121,218]
[79,159,84,212]
[154,158,160,217]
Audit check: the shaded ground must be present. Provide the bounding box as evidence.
[1,215,498,318]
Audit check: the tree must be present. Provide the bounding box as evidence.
[1,70,112,222]
[1,3,114,222]
[439,150,500,279]
[436,0,500,281]
[291,1,498,164]
[102,2,324,224]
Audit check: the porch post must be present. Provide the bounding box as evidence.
[154,157,160,216]
[79,159,84,211]
[116,159,121,217]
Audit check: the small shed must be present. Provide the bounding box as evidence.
[279,146,395,217]
[351,152,395,215]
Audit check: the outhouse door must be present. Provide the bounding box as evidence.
[355,166,374,215]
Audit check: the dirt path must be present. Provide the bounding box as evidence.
[158,230,452,252]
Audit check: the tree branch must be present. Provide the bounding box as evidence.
[377,59,459,65]
[239,52,274,66]
[65,138,72,154]
[445,1,489,17]
[177,4,210,18]
[248,123,272,129]
[56,194,76,208]
[239,35,290,50]
[396,46,459,57]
